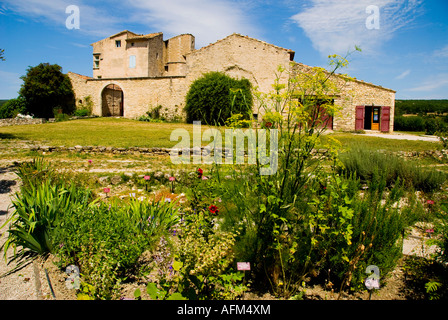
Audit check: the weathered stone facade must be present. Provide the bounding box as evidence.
[69,31,395,132]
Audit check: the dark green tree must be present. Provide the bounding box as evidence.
[0,96,27,119]
[184,72,253,125]
[19,63,75,118]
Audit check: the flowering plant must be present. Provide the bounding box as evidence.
[208,205,219,215]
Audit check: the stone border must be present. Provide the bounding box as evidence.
[0,118,46,127]
[29,145,230,157]
[27,145,448,160]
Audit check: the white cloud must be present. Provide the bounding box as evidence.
[2,0,121,37]
[290,0,423,56]
[395,69,411,80]
[127,0,259,47]
[433,45,448,58]
[3,0,258,46]
[408,73,448,92]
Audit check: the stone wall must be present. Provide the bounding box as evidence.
[69,73,189,119]
[337,78,395,132]
[292,62,395,132]
[185,33,293,102]
[0,118,46,127]
[69,32,395,131]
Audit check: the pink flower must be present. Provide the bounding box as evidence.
[88,160,92,164]
[144,175,150,181]
[169,177,175,182]
[202,176,208,180]
[427,200,435,205]
[104,188,110,193]
[426,229,434,233]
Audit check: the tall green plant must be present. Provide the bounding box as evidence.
[216,51,360,297]
[1,180,91,276]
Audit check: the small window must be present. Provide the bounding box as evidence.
[131,42,135,47]
[165,65,169,72]
[93,54,100,69]
[129,55,136,69]
[115,40,121,48]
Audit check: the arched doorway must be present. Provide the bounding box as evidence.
[102,84,123,117]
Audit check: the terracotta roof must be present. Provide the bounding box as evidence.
[67,71,92,80]
[109,30,140,39]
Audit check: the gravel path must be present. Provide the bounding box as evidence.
[0,166,38,300]
[357,131,440,142]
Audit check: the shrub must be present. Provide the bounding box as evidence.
[394,116,425,132]
[0,159,92,275]
[53,198,179,299]
[74,108,89,117]
[54,113,71,122]
[338,148,446,192]
[318,173,418,293]
[75,96,93,117]
[0,96,27,119]
[184,72,253,125]
[425,117,447,135]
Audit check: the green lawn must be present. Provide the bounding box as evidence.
[0,118,209,148]
[0,117,442,152]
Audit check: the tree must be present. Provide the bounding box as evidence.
[184,72,253,125]
[0,96,27,119]
[19,63,75,118]
[0,49,5,61]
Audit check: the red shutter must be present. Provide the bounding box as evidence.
[380,107,391,132]
[355,106,364,131]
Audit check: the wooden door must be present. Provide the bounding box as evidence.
[355,106,364,131]
[380,107,391,132]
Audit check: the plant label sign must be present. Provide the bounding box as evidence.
[237,262,251,271]
[365,265,380,290]
[365,278,380,290]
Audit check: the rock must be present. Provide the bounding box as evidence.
[110,175,123,185]
[98,176,110,185]
[154,171,164,180]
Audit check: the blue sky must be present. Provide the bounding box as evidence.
[0,0,447,100]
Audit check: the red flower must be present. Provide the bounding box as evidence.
[264,122,272,128]
[208,205,219,214]
[427,200,435,205]
[197,168,203,178]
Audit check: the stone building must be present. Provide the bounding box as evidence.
[68,31,395,132]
